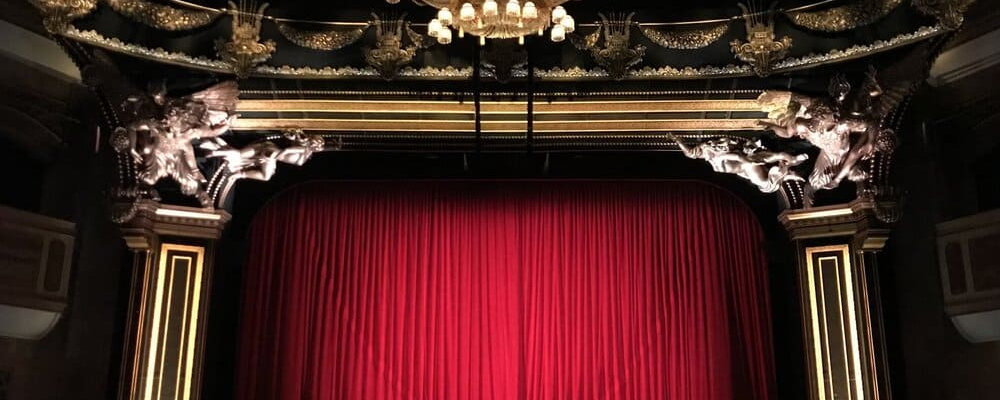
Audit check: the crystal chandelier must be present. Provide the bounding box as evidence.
[414,0,574,45]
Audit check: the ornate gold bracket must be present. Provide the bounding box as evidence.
[731,2,792,77]
[214,1,275,78]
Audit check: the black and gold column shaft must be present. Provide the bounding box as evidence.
[780,200,893,400]
[117,201,230,400]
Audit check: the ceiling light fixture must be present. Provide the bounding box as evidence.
[405,0,574,45]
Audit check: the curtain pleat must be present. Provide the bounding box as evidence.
[236,181,775,400]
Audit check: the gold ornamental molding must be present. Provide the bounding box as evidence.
[638,21,729,50]
[59,24,945,80]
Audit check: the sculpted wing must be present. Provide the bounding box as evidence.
[81,49,160,123]
[187,81,240,114]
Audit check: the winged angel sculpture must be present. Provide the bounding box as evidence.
[85,52,240,208]
[754,42,937,199]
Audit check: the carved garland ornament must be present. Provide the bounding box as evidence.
[571,13,645,80]
[785,0,904,32]
[104,0,221,31]
[638,21,730,50]
[277,22,369,51]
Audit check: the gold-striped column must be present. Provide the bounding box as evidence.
[780,200,893,400]
[117,201,230,400]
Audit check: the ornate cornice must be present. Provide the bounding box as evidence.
[119,200,231,245]
[60,24,944,80]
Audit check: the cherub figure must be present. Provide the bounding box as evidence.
[203,130,328,204]
[669,133,808,193]
[206,129,326,182]
[757,89,875,190]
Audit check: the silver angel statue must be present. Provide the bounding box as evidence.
[669,134,807,193]
[204,130,327,204]
[207,130,325,182]
[110,81,240,207]
[756,90,875,191]
[756,42,938,196]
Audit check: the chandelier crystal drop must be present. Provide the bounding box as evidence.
[417,0,574,45]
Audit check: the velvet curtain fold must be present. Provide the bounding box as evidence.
[236,181,774,400]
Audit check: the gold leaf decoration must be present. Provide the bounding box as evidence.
[638,22,729,50]
[785,0,904,32]
[276,23,368,51]
[104,0,220,31]
[33,0,98,34]
[214,1,275,78]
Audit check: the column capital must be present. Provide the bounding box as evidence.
[779,199,892,252]
[119,200,232,251]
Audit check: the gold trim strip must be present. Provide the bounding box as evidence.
[141,244,205,400]
[235,99,764,114]
[805,244,866,400]
[232,118,763,132]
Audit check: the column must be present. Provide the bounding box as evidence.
[780,199,893,400]
[116,200,230,400]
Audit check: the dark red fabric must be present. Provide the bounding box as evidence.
[236,181,774,400]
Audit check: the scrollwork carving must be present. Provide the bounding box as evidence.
[572,13,645,81]
[363,13,433,80]
[638,21,729,50]
[785,0,903,32]
[276,22,369,51]
[104,0,221,31]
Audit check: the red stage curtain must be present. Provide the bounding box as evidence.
[236,181,774,400]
